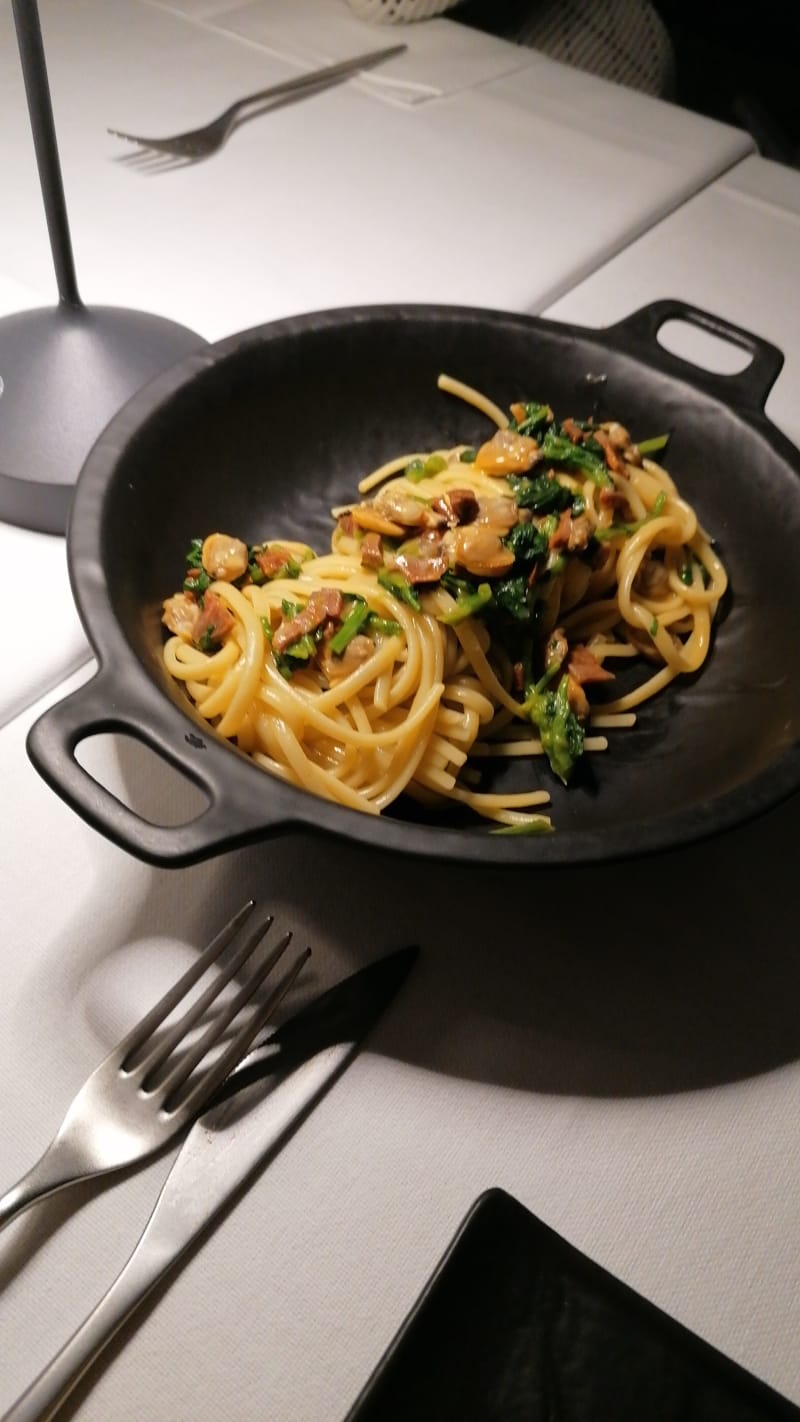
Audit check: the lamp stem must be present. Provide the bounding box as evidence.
[11,0,82,308]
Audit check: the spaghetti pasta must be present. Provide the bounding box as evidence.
[161,378,727,833]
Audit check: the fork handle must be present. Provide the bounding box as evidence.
[219,42,407,122]
[1,1237,167,1422]
[0,1143,86,1234]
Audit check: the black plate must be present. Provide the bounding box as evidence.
[26,300,800,867]
[346,1189,800,1422]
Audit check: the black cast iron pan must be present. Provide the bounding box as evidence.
[26,300,800,867]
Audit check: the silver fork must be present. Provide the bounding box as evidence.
[0,901,309,1232]
[108,43,407,165]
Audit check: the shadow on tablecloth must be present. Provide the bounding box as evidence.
[96,736,800,1101]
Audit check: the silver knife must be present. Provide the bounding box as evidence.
[3,945,418,1422]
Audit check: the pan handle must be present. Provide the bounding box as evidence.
[26,668,288,866]
[604,299,784,414]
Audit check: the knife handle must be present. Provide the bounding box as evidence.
[1,1232,169,1422]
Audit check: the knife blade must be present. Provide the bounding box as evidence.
[3,945,418,1422]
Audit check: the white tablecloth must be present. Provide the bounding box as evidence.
[545,154,800,450]
[4,5,800,1420]
[0,0,752,731]
[1,666,800,1420]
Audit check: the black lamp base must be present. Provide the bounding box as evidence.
[0,302,205,535]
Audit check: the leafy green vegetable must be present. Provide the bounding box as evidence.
[594,522,638,542]
[524,676,585,784]
[367,615,402,636]
[183,568,210,598]
[378,568,421,611]
[248,547,301,584]
[283,635,316,662]
[185,538,204,570]
[405,453,447,483]
[595,491,668,542]
[441,572,477,598]
[437,582,493,626]
[508,402,552,436]
[540,431,613,487]
[638,433,670,456]
[196,628,218,654]
[490,816,554,836]
[261,605,317,677]
[504,521,549,564]
[492,574,535,623]
[679,553,710,588]
[532,658,562,694]
[260,615,300,678]
[649,616,660,636]
[328,600,371,654]
[507,472,572,515]
[498,513,558,585]
[269,599,316,665]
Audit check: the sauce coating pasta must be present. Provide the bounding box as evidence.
[161,377,727,833]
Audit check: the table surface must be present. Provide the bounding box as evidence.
[0,0,753,732]
[546,153,800,451]
[1,3,799,1420]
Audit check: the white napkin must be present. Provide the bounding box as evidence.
[204,0,535,106]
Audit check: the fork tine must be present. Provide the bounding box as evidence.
[141,154,195,175]
[127,907,274,1080]
[116,154,157,171]
[151,928,291,1094]
[155,932,302,1107]
[120,900,256,1066]
[117,144,197,173]
[126,153,186,176]
[107,128,169,149]
[117,151,162,168]
[177,947,312,1116]
[0,901,312,1235]
[127,147,173,164]
[113,136,176,158]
